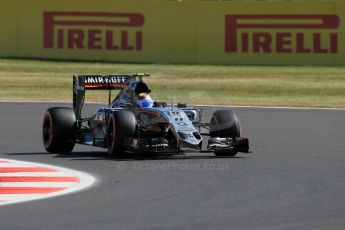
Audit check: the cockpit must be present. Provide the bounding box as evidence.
[111,80,153,108]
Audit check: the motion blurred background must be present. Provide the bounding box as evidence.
[1,0,345,107]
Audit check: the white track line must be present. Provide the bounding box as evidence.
[1,100,345,111]
[195,104,345,111]
[0,163,51,167]
[0,194,46,200]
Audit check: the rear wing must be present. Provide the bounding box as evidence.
[73,73,150,119]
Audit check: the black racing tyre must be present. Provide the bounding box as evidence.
[210,110,241,138]
[107,110,137,157]
[210,110,241,157]
[42,107,76,153]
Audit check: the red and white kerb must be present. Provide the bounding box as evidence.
[0,158,95,206]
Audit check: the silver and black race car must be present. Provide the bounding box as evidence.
[42,73,250,157]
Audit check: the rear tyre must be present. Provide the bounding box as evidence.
[42,107,76,153]
[210,110,241,157]
[107,110,137,158]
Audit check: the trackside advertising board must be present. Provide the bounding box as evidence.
[1,0,345,66]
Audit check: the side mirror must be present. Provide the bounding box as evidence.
[119,102,132,108]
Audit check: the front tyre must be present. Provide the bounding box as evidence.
[107,110,137,157]
[42,107,76,153]
[210,110,241,157]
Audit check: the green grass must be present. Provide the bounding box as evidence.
[1,58,345,108]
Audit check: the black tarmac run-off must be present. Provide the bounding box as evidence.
[1,102,345,230]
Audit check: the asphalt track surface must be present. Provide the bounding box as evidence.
[1,102,345,230]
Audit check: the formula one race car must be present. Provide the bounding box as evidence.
[42,73,250,157]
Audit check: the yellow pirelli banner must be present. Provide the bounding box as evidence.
[1,0,344,65]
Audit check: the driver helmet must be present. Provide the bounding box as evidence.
[139,96,153,108]
[135,81,151,95]
[135,82,153,108]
